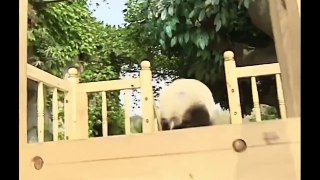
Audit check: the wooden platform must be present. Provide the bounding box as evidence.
[21,118,300,180]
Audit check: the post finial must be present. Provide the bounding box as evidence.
[223,51,235,61]
[141,61,151,69]
[68,68,78,77]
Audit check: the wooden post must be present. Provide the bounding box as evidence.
[19,0,28,179]
[65,68,88,140]
[140,61,155,133]
[269,0,301,117]
[224,51,242,124]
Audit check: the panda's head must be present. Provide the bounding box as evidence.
[158,79,215,130]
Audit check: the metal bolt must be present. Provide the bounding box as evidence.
[232,139,247,153]
[32,156,44,170]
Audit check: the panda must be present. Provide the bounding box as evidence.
[158,79,215,130]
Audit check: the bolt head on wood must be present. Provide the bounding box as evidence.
[223,51,234,61]
[141,61,151,69]
[32,156,44,170]
[232,139,247,152]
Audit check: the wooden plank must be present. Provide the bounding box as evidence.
[79,79,140,93]
[24,143,300,180]
[27,64,70,92]
[23,118,299,164]
[22,118,300,180]
[236,63,281,78]
[269,0,301,117]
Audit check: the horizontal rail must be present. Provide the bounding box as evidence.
[236,63,281,78]
[79,79,141,93]
[27,64,70,91]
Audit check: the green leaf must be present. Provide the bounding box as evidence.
[213,0,220,5]
[161,9,167,20]
[168,5,174,16]
[244,0,250,9]
[214,14,222,32]
[205,0,213,6]
[189,10,195,18]
[165,26,173,38]
[198,9,206,21]
[178,34,184,45]
[170,36,177,47]
[198,32,209,50]
[184,31,190,43]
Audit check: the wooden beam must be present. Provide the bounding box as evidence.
[269,0,301,117]
[19,0,29,179]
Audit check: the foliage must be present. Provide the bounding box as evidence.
[243,104,280,122]
[28,0,127,137]
[143,0,266,83]
[123,0,273,110]
[130,115,143,133]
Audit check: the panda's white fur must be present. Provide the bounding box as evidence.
[159,79,215,130]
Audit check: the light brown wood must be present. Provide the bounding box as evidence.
[224,51,288,122]
[101,91,108,137]
[124,90,132,134]
[269,0,301,117]
[27,64,71,92]
[77,91,89,139]
[20,0,29,179]
[79,79,140,93]
[52,88,59,141]
[251,77,261,121]
[275,74,287,119]
[224,51,243,124]
[37,82,45,142]
[140,61,156,133]
[64,91,71,140]
[236,63,281,78]
[22,118,300,180]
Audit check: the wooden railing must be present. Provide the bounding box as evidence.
[224,51,287,124]
[26,61,158,143]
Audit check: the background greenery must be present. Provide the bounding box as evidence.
[27,0,280,138]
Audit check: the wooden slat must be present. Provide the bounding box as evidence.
[124,90,132,135]
[27,64,70,92]
[276,74,287,119]
[101,91,108,137]
[236,63,281,78]
[79,79,140,93]
[52,88,59,141]
[251,77,261,122]
[37,82,45,143]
